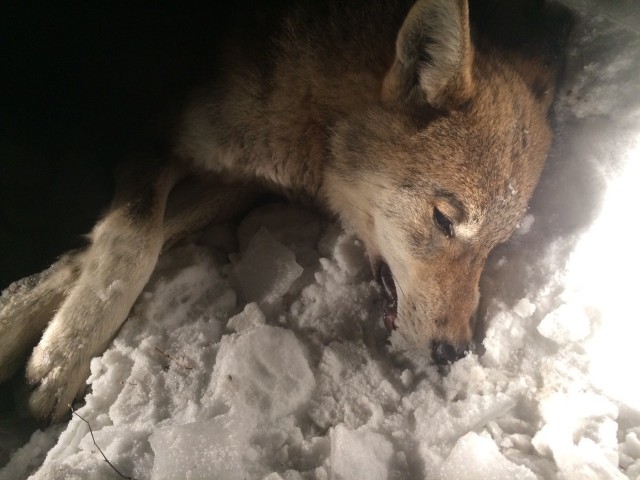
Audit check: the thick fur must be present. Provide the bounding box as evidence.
[0,0,573,420]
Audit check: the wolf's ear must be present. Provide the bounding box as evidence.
[382,0,474,111]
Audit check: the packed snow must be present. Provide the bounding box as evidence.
[2,1,640,479]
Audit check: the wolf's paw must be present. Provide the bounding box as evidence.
[25,332,91,421]
[0,252,82,383]
[20,240,152,420]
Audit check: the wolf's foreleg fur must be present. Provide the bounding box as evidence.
[24,162,181,420]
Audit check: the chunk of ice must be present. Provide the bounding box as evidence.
[537,304,591,344]
[439,432,536,480]
[262,473,285,480]
[513,298,536,318]
[227,302,266,333]
[515,214,535,235]
[149,412,252,480]
[532,393,625,480]
[330,425,393,480]
[234,228,303,305]
[210,325,315,421]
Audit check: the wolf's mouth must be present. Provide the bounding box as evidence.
[376,261,398,332]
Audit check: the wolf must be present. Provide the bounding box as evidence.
[0,0,572,420]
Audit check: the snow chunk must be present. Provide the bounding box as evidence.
[537,303,591,344]
[621,430,640,477]
[227,302,266,333]
[416,392,516,445]
[149,411,252,480]
[142,245,234,328]
[289,232,378,341]
[262,473,285,480]
[482,300,530,367]
[330,425,393,480]
[621,430,640,459]
[234,228,303,305]
[513,298,536,318]
[532,392,624,480]
[209,325,315,421]
[332,235,368,278]
[309,342,400,430]
[439,432,536,480]
[515,214,535,236]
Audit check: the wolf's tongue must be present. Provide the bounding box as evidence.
[378,262,398,332]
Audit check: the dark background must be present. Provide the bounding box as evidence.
[0,2,245,290]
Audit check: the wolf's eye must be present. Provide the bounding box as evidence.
[433,207,454,238]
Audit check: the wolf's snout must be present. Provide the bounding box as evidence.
[431,341,469,365]
[376,262,398,332]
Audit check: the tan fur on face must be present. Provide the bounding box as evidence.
[326,3,557,348]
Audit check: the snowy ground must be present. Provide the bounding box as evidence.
[2,1,640,479]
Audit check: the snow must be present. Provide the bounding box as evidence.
[2,1,640,479]
[330,425,394,480]
[439,432,537,480]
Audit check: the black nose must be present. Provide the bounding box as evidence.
[431,341,468,365]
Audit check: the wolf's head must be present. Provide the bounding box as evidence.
[325,0,573,363]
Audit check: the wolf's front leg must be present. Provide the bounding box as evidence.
[25,162,179,420]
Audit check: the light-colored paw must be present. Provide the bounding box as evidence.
[22,279,131,421]
[26,346,90,422]
[25,331,92,421]
[0,251,82,382]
